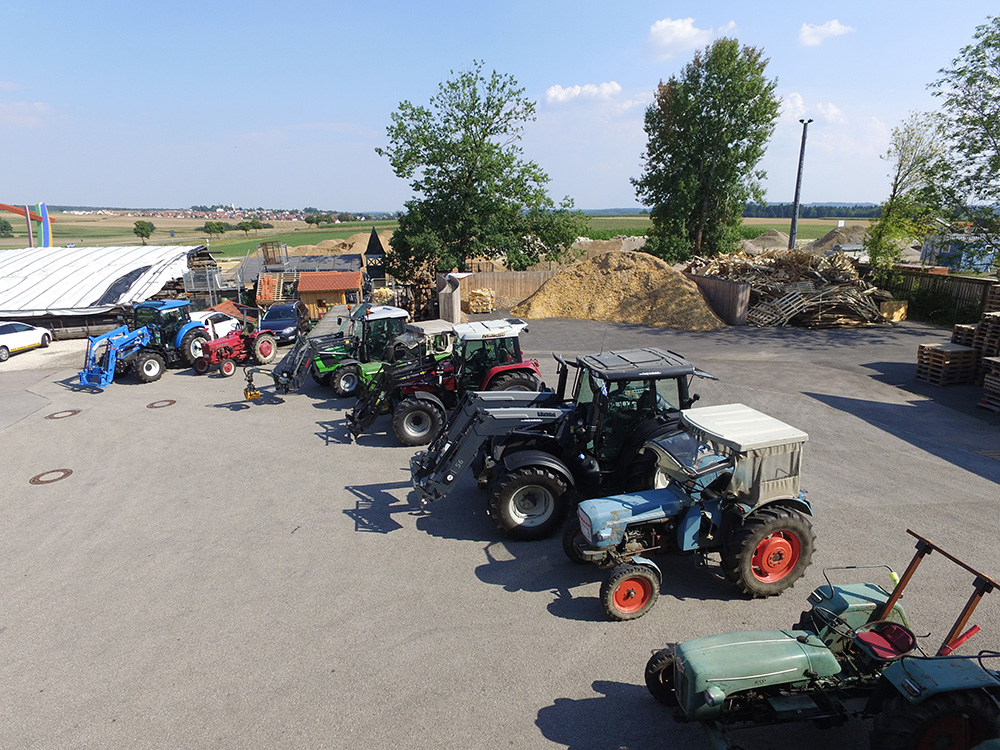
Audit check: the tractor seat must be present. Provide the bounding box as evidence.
[854,621,917,661]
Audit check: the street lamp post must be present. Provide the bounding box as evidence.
[788,118,813,250]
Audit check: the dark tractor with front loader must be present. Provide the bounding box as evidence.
[644,529,1000,750]
[409,347,713,540]
[348,318,542,447]
[79,299,210,388]
[564,402,815,620]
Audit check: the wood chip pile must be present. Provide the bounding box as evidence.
[686,249,892,328]
[512,251,725,331]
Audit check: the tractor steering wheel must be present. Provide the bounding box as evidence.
[811,606,856,639]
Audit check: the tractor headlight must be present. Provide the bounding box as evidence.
[703,686,726,707]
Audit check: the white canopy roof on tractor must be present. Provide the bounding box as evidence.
[452,318,529,342]
[681,403,808,454]
[405,319,455,336]
[364,305,409,321]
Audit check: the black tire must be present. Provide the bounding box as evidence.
[253,333,278,365]
[392,398,444,447]
[600,563,660,621]
[644,646,679,706]
[40,334,51,348]
[721,506,815,598]
[192,357,210,375]
[870,691,1000,750]
[134,351,165,383]
[488,466,568,540]
[311,366,332,387]
[485,371,541,392]
[0,346,8,362]
[220,359,236,378]
[332,364,361,397]
[562,518,588,564]
[180,329,209,366]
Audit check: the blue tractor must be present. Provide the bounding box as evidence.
[79,299,210,388]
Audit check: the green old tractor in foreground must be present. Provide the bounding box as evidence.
[645,529,1000,749]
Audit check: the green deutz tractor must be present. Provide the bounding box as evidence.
[310,304,410,396]
[645,530,1000,749]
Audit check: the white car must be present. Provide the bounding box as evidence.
[191,311,244,340]
[0,321,53,362]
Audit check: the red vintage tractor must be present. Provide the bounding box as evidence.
[192,328,278,377]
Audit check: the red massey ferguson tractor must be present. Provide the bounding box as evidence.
[192,327,278,377]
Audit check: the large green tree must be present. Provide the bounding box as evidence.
[927,15,1000,271]
[864,113,942,283]
[633,38,780,263]
[376,60,585,277]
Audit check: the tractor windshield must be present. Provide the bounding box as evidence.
[645,429,733,482]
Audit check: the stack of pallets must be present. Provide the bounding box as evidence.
[980,357,1000,412]
[467,288,495,314]
[915,342,980,386]
[951,323,978,347]
[972,312,1000,360]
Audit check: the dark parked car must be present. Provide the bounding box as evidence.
[259,301,310,343]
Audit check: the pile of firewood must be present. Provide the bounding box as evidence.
[467,288,495,314]
[686,249,893,328]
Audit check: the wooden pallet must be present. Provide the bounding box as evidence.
[984,284,1000,314]
[915,342,980,386]
[951,323,978,347]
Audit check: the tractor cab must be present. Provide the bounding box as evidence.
[134,299,193,345]
[347,305,409,361]
[385,319,455,363]
[451,318,530,390]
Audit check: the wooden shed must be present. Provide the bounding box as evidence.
[297,271,363,319]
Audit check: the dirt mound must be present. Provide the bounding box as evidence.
[286,231,392,256]
[741,228,790,255]
[804,224,868,255]
[512,251,725,330]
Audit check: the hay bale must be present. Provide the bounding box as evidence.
[512,251,725,331]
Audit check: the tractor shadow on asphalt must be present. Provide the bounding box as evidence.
[342,480,413,533]
[209,393,286,411]
[475,537,741,623]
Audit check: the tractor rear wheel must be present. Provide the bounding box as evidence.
[134,352,165,383]
[180,329,209,365]
[485,371,541,391]
[192,357,210,375]
[601,564,660,621]
[488,466,568,540]
[220,359,236,377]
[332,365,361,397]
[253,333,277,364]
[644,646,679,706]
[870,691,1000,750]
[722,506,815,598]
[562,518,588,564]
[392,398,444,446]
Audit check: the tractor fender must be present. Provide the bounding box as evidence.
[879,658,1000,705]
[501,449,575,488]
[628,556,662,581]
[729,493,813,520]
[405,389,447,413]
[173,321,207,350]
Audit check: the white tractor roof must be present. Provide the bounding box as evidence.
[452,318,528,341]
[406,319,455,336]
[364,305,409,321]
[681,403,808,453]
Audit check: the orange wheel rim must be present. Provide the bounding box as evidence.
[613,576,653,613]
[751,531,801,582]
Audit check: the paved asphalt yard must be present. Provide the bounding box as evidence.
[1,315,998,750]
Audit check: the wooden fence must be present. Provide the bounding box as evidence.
[444,270,560,309]
[884,269,998,314]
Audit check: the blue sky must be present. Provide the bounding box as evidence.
[2,1,996,211]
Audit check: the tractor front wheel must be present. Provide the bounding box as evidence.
[311,365,331,387]
[562,518,588,564]
[192,357,210,375]
[180,329,209,365]
[134,352,165,383]
[220,359,236,378]
[332,365,361,397]
[722,506,815,598]
[601,564,660,621]
[870,691,1000,750]
[485,371,541,391]
[253,333,278,364]
[644,646,679,706]
[392,398,444,446]
[488,466,568,540]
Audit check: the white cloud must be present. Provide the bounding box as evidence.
[645,17,714,60]
[781,94,844,124]
[0,81,23,91]
[783,93,806,120]
[545,81,622,105]
[0,101,52,127]
[815,102,846,123]
[798,20,855,47]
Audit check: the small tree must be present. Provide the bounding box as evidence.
[203,221,227,239]
[236,221,253,237]
[376,60,586,277]
[633,38,780,263]
[864,113,942,283]
[133,220,155,245]
[0,217,13,238]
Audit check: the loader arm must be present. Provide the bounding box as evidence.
[79,325,151,388]
[409,390,570,505]
[347,357,442,437]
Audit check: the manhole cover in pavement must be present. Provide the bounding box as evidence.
[29,469,73,485]
[45,410,81,420]
[146,400,176,409]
